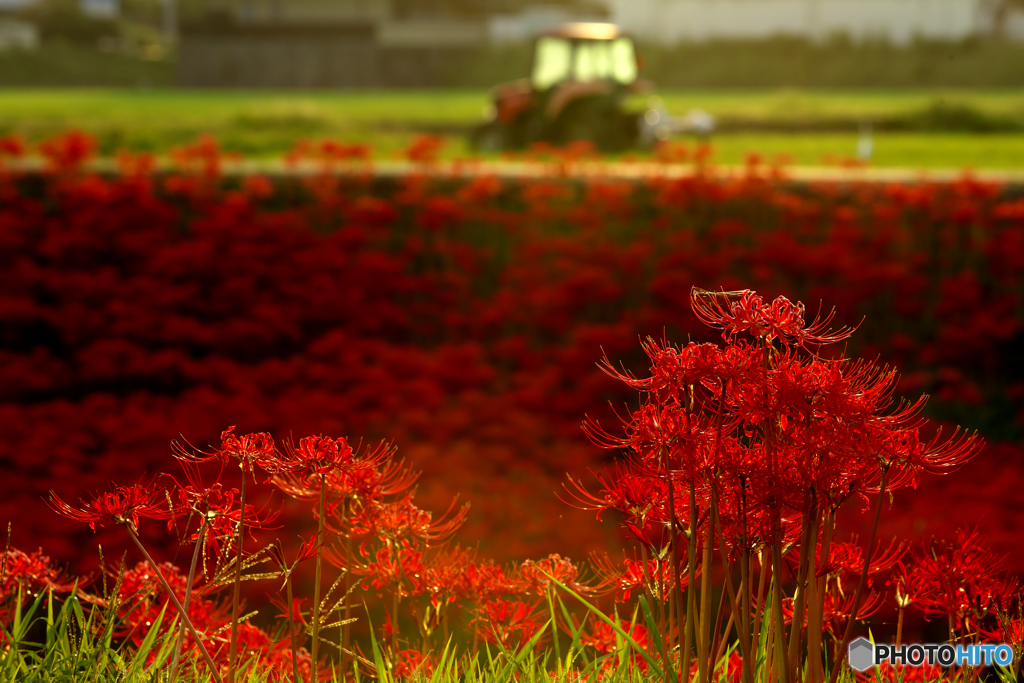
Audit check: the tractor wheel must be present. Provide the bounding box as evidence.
[554,102,599,146]
[553,99,633,153]
[469,121,508,153]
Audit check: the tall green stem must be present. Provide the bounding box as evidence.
[827,466,888,683]
[662,444,686,683]
[228,467,248,683]
[698,488,714,683]
[770,539,790,683]
[341,500,353,680]
[787,502,818,682]
[714,485,753,683]
[312,472,326,669]
[123,523,224,683]
[170,516,208,682]
[287,570,301,683]
[682,484,697,683]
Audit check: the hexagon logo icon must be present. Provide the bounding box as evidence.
[848,637,875,672]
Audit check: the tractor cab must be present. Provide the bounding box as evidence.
[530,23,639,91]
[471,23,649,152]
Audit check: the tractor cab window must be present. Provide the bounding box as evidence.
[532,36,638,89]
[610,37,638,83]
[532,37,573,89]
[577,37,637,84]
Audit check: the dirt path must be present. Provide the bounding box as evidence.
[9,157,1024,185]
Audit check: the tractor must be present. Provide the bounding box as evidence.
[469,22,655,153]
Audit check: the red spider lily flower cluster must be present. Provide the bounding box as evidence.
[47,482,174,532]
[1,547,80,600]
[471,597,544,649]
[893,527,1019,643]
[572,286,984,683]
[393,649,434,678]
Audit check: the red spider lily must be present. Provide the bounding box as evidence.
[411,546,475,611]
[455,559,521,602]
[202,494,281,560]
[691,287,857,348]
[0,135,26,158]
[346,494,469,544]
[983,615,1024,650]
[783,588,884,636]
[172,427,280,475]
[889,560,926,610]
[561,464,669,525]
[37,130,96,172]
[581,620,653,679]
[115,560,231,648]
[801,538,906,578]
[1,547,81,599]
[590,553,686,603]
[404,134,445,164]
[274,438,395,489]
[581,619,650,654]
[47,482,173,532]
[472,597,544,649]
[285,434,354,477]
[516,554,592,595]
[169,134,226,180]
[163,457,279,563]
[393,649,434,678]
[901,528,1019,634]
[332,458,418,501]
[272,456,412,509]
[345,543,426,596]
[268,592,307,628]
[597,338,735,397]
[220,427,279,473]
[584,398,720,476]
[267,536,319,575]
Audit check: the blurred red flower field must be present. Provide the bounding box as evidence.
[1,131,1022,585]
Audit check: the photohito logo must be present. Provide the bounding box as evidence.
[848,637,1015,671]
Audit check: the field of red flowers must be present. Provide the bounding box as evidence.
[1,131,1023,679]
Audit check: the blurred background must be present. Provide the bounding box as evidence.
[3,0,1024,166]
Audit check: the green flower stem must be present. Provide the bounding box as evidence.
[828,465,889,683]
[312,472,326,669]
[123,521,224,683]
[170,515,208,682]
[228,466,248,683]
[771,538,791,683]
[713,484,753,683]
[286,569,301,683]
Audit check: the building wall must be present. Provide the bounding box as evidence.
[177,24,480,87]
[179,26,379,87]
[232,0,392,25]
[608,0,1009,45]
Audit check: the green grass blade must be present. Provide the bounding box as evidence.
[544,576,664,679]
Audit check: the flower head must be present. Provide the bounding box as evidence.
[47,483,172,532]
[691,287,857,348]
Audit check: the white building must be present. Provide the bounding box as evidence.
[606,0,1024,45]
